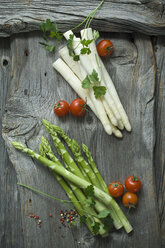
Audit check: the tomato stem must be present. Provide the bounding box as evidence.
[132,175,138,182]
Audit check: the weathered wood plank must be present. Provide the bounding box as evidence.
[1,31,161,247]
[154,36,165,248]
[0,38,24,247]
[0,0,165,37]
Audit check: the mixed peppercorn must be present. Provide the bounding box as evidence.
[59,209,78,227]
[27,209,78,229]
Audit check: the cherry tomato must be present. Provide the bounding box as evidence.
[108,181,124,198]
[70,99,87,117]
[97,40,114,57]
[54,100,69,117]
[122,192,138,208]
[125,175,142,193]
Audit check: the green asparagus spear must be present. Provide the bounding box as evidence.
[12,141,133,234]
[82,143,109,194]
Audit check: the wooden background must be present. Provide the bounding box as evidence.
[0,1,165,248]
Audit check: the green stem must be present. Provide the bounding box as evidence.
[17,182,72,204]
[72,0,105,31]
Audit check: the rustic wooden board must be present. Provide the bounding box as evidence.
[154,36,165,248]
[0,38,24,247]
[0,0,165,37]
[1,31,161,247]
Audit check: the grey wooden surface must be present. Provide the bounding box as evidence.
[0,0,165,37]
[0,30,164,248]
[154,36,165,248]
[0,0,165,247]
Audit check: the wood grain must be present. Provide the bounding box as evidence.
[1,31,161,247]
[154,36,165,248]
[0,38,24,248]
[0,0,165,37]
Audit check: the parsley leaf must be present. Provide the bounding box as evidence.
[73,55,80,61]
[93,86,106,99]
[84,185,94,197]
[67,34,80,60]
[93,30,100,41]
[91,222,100,235]
[40,20,62,52]
[79,215,87,226]
[45,45,55,52]
[97,209,110,219]
[86,196,96,207]
[84,185,95,206]
[80,47,91,55]
[89,69,100,84]
[56,33,63,42]
[39,42,55,52]
[53,22,58,33]
[44,19,53,31]
[81,39,93,47]
[49,31,56,38]
[103,215,114,232]
[82,76,92,89]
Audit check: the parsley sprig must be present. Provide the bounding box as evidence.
[80,185,114,234]
[82,69,106,98]
[67,34,94,61]
[40,19,63,52]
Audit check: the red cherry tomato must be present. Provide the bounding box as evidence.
[54,100,69,117]
[108,181,124,198]
[122,192,138,208]
[97,39,114,57]
[125,175,142,193]
[70,99,87,117]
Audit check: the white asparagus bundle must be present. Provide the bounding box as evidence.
[53,58,122,138]
[53,28,131,137]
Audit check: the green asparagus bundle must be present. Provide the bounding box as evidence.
[40,137,108,236]
[12,119,133,236]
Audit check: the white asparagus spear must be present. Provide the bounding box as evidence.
[117,120,124,130]
[53,58,112,135]
[58,49,122,138]
[59,46,83,80]
[102,98,118,126]
[79,58,112,135]
[100,59,131,131]
[80,28,122,122]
